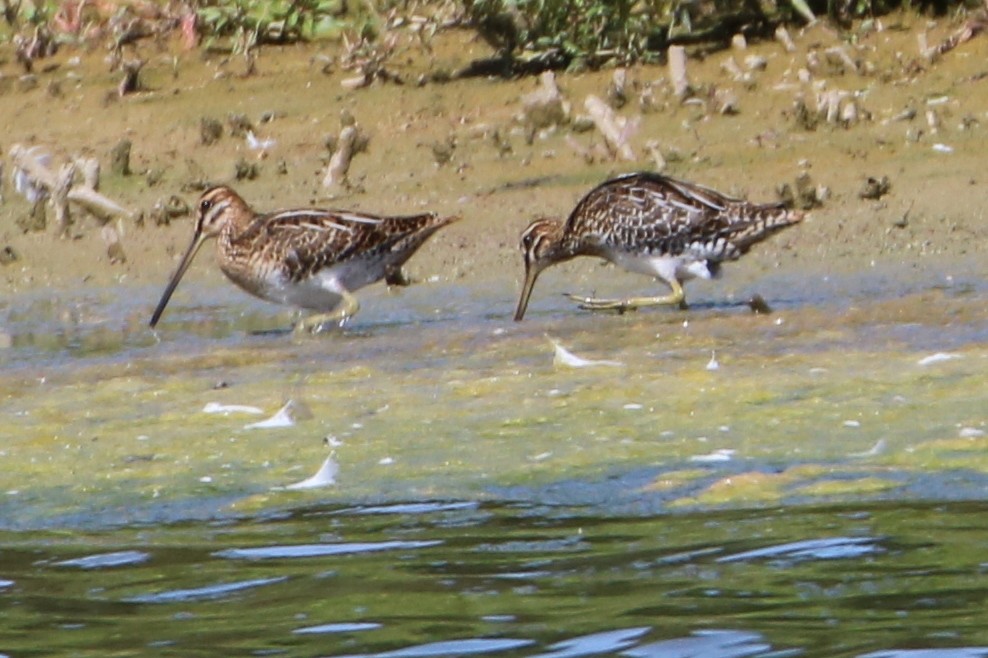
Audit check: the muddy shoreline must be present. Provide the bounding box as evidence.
[1,14,986,317]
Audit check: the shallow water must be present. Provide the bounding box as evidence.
[1,261,986,655]
[3,500,988,657]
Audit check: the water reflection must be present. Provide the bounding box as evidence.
[621,629,777,658]
[215,540,442,560]
[125,576,288,604]
[530,627,650,657]
[336,638,537,658]
[860,647,988,658]
[2,501,988,657]
[716,536,883,563]
[294,622,383,634]
[54,550,151,569]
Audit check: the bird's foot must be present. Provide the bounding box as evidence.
[565,292,688,314]
[294,291,360,334]
[564,293,639,315]
[293,308,356,335]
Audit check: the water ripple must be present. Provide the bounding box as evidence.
[293,622,382,635]
[716,536,882,563]
[858,647,988,658]
[54,550,150,569]
[622,629,778,658]
[214,540,442,560]
[336,637,536,658]
[530,627,652,658]
[125,576,287,604]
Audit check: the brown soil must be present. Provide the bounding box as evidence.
[1,14,986,304]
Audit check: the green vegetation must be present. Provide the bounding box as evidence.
[460,0,981,66]
[462,0,669,64]
[195,0,352,44]
[0,0,983,68]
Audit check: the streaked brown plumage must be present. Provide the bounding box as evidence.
[514,172,803,321]
[150,186,458,332]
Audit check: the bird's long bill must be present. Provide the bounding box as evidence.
[513,265,541,322]
[149,230,207,328]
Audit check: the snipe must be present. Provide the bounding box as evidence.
[150,186,459,332]
[514,172,803,320]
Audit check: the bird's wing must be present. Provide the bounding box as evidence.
[566,173,737,250]
[244,209,386,280]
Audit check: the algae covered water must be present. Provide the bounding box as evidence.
[1,261,987,656]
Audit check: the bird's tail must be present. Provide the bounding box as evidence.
[730,206,803,253]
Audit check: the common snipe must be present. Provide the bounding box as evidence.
[150,186,459,332]
[514,172,803,320]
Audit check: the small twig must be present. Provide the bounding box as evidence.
[584,95,637,161]
[52,162,75,236]
[118,58,145,96]
[322,111,368,189]
[668,45,691,100]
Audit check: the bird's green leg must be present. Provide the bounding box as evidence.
[294,290,361,334]
[566,279,687,314]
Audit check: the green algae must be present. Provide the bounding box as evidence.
[2,285,986,527]
[793,477,902,497]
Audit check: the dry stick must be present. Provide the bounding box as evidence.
[76,157,100,190]
[522,71,567,145]
[118,58,144,95]
[644,140,667,172]
[775,26,797,53]
[721,56,744,80]
[52,162,75,235]
[826,45,858,74]
[68,187,133,219]
[932,17,988,58]
[323,125,359,188]
[584,95,636,162]
[10,144,56,190]
[840,100,858,127]
[917,32,932,61]
[564,134,594,164]
[11,143,135,224]
[668,46,690,100]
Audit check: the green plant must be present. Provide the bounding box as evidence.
[196,0,348,45]
[2,0,57,27]
[461,0,677,63]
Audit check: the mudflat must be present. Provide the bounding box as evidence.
[1,14,985,304]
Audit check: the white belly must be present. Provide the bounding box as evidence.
[229,268,346,312]
[611,252,714,284]
[276,273,345,311]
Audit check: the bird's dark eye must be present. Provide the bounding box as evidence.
[200,199,212,213]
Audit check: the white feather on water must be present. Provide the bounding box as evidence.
[917,352,960,366]
[549,337,622,368]
[850,438,887,457]
[244,400,311,429]
[690,448,736,463]
[203,402,264,415]
[281,454,339,490]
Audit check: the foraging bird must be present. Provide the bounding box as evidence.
[150,186,458,332]
[514,172,802,321]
